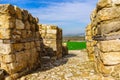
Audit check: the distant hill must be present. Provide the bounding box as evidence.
[63,33,85,37]
[63,33,85,42]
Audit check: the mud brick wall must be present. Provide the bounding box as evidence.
[38,24,63,59]
[0,4,41,78]
[87,0,120,79]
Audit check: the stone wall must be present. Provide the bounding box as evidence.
[85,24,96,61]
[0,4,41,78]
[38,24,63,59]
[0,4,66,79]
[86,0,120,79]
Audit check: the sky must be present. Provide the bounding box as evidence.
[0,0,98,35]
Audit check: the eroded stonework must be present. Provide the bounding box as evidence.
[0,4,66,80]
[86,0,120,79]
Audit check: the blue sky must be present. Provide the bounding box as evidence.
[0,0,98,35]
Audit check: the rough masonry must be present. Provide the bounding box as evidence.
[86,0,120,79]
[38,24,63,59]
[86,24,96,61]
[0,4,66,80]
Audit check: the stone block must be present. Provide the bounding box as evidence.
[47,29,57,34]
[26,30,32,38]
[30,42,35,48]
[85,36,92,40]
[12,29,21,35]
[95,58,111,75]
[47,25,57,29]
[0,15,15,29]
[98,40,120,52]
[21,30,26,38]
[24,21,30,30]
[0,43,12,54]
[1,54,15,63]
[97,0,112,9]
[102,52,120,65]
[112,0,120,5]
[14,6,22,19]
[0,62,9,73]
[24,50,31,65]
[16,19,24,29]
[11,35,21,41]
[24,42,31,49]
[9,51,29,73]
[13,43,24,52]
[30,48,39,65]
[22,10,28,21]
[0,4,15,14]
[87,47,94,54]
[97,7,120,22]
[86,30,92,36]
[0,28,11,39]
[99,21,120,35]
[45,34,57,39]
[35,41,40,47]
[86,42,91,47]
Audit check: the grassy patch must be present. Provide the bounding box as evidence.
[67,41,86,50]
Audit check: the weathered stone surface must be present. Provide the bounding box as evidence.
[24,21,30,30]
[97,0,112,9]
[0,4,41,78]
[47,30,57,34]
[0,15,15,29]
[0,4,64,79]
[112,0,120,5]
[86,0,120,78]
[99,21,120,35]
[16,19,24,29]
[86,24,96,61]
[0,44,12,54]
[38,24,63,58]
[0,28,11,39]
[24,42,30,49]
[98,40,120,52]
[1,54,15,63]
[102,52,120,65]
[0,4,15,14]
[97,7,120,22]
[14,6,22,19]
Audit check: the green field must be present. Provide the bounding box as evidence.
[67,42,86,50]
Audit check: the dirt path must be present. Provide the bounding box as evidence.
[18,50,102,80]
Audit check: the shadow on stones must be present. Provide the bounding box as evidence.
[27,51,76,75]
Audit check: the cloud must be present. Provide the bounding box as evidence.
[29,2,96,22]
[0,0,98,35]
[27,1,97,35]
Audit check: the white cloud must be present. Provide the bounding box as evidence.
[27,0,97,35]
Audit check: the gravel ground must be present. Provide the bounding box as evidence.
[17,50,105,80]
